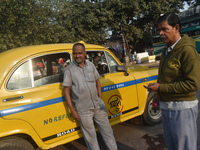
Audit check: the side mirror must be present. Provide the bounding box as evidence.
[116,65,129,76]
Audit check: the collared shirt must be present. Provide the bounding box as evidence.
[63,60,104,112]
[165,37,181,57]
[160,36,198,110]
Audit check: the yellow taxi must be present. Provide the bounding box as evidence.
[0,42,160,150]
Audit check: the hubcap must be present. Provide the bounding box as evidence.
[148,99,161,120]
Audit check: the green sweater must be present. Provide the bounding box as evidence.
[158,34,200,101]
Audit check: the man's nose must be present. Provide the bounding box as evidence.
[159,30,163,35]
[74,53,79,57]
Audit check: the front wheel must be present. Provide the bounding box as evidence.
[142,91,162,125]
[0,136,35,150]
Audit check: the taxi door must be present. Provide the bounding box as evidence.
[87,51,139,124]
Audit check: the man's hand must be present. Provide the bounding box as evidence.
[64,87,81,121]
[152,94,159,107]
[143,83,160,91]
[70,108,81,121]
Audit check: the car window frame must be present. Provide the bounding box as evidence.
[6,51,72,91]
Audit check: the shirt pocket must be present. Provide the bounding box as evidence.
[85,72,96,82]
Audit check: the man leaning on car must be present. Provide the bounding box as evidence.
[63,43,117,150]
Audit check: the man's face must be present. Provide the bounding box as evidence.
[73,45,86,64]
[158,21,179,47]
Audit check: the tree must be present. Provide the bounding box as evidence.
[68,0,109,44]
[0,0,197,52]
[0,0,39,51]
[0,0,59,52]
[103,0,196,52]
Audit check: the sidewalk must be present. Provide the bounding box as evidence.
[123,60,160,68]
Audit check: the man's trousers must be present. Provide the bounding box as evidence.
[78,107,117,150]
[162,105,198,150]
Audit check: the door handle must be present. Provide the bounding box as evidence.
[3,96,23,102]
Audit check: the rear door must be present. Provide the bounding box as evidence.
[1,51,82,144]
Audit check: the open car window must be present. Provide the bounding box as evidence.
[86,51,119,74]
[87,51,109,74]
[32,53,71,87]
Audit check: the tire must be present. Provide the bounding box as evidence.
[142,91,162,125]
[0,136,35,150]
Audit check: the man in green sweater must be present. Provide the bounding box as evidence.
[144,13,200,150]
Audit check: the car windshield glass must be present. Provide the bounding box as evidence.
[105,51,118,73]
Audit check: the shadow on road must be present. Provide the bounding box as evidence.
[61,132,135,150]
[142,134,166,150]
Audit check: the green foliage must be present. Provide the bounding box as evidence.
[1,0,36,51]
[0,0,197,52]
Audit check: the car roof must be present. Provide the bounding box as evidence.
[0,42,107,87]
[0,42,105,58]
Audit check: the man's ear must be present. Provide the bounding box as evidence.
[174,24,180,33]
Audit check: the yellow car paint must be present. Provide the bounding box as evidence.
[0,43,158,149]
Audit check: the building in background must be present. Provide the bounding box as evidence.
[152,5,200,56]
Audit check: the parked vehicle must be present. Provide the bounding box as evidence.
[0,42,160,149]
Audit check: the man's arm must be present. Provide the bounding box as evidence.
[64,87,80,121]
[96,79,102,98]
